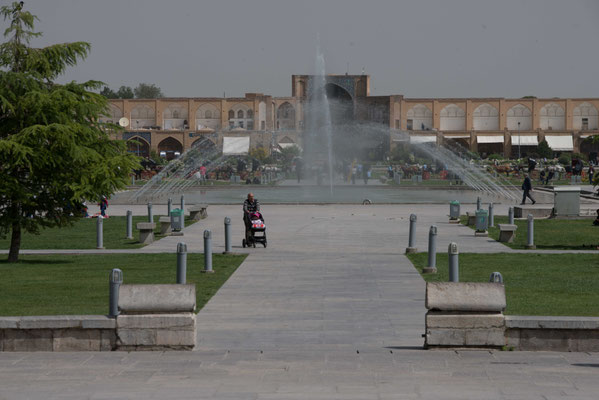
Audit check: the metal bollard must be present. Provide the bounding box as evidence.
[176,242,187,284]
[203,230,213,273]
[405,214,417,253]
[508,207,514,225]
[489,272,503,283]
[168,198,172,216]
[126,210,133,239]
[147,202,153,223]
[476,196,481,211]
[526,214,536,249]
[180,195,185,213]
[96,216,104,249]
[224,217,232,254]
[423,225,437,274]
[448,242,459,282]
[109,268,123,317]
[488,202,494,228]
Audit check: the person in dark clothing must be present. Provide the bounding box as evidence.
[243,193,261,231]
[545,169,555,185]
[521,173,536,205]
[588,164,595,184]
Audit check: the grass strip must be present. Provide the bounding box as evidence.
[0,253,246,316]
[408,252,599,316]
[460,215,599,250]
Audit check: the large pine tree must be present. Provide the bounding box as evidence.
[0,2,139,262]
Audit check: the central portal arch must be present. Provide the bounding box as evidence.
[324,83,353,124]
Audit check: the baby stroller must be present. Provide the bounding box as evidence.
[243,212,267,248]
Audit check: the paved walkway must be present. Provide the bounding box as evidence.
[1,204,599,399]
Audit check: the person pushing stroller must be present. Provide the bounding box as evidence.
[242,193,267,247]
[243,193,261,228]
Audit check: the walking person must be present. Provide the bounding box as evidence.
[521,173,536,205]
[588,164,595,184]
[99,196,108,217]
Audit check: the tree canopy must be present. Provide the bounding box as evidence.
[100,83,163,99]
[0,2,140,262]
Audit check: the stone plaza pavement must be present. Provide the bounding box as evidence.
[1,204,599,399]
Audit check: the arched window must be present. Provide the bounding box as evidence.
[406,104,432,130]
[539,103,565,130]
[439,104,466,131]
[277,102,296,130]
[573,102,599,130]
[130,104,155,129]
[237,110,244,119]
[247,109,253,119]
[205,110,212,119]
[228,110,235,119]
[472,103,499,130]
[507,104,532,130]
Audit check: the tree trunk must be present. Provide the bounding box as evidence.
[8,222,21,263]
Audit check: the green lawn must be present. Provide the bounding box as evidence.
[460,215,599,250]
[408,252,599,316]
[0,253,246,316]
[0,215,196,251]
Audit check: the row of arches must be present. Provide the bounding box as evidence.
[103,102,297,131]
[126,136,219,160]
[405,102,599,131]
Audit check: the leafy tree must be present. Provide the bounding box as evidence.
[134,83,163,99]
[100,86,117,99]
[249,146,268,163]
[116,85,134,99]
[0,2,140,262]
[536,139,552,158]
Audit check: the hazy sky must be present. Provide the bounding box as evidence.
[10,0,599,98]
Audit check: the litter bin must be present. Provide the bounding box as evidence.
[475,209,488,232]
[170,208,184,231]
[449,200,460,220]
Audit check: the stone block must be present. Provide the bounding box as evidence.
[52,329,102,351]
[426,282,506,312]
[116,314,195,330]
[136,222,156,230]
[18,315,87,329]
[80,316,116,329]
[426,312,504,329]
[117,328,157,346]
[504,327,521,349]
[426,328,466,346]
[464,328,505,346]
[3,329,53,351]
[101,329,116,351]
[155,330,196,347]
[0,317,19,329]
[504,315,599,330]
[118,284,196,313]
[498,224,517,243]
[466,212,476,226]
[159,217,172,235]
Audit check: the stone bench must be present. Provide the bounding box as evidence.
[466,212,476,226]
[136,222,156,244]
[117,284,196,351]
[425,282,506,348]
[159,216,172,235]
[189,204,208,221]
[498,223,517,243]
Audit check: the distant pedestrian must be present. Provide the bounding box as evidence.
[99,196,108,217]
[588,164,595,184]
[351,165,357,184]
[521,174,536,205]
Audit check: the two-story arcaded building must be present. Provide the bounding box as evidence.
[104,75,599,160]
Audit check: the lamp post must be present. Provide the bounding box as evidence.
[518,121,521,160]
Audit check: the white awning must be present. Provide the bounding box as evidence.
[279,143,300,150]
[444,135,470,139]
[222,136,250,155]
[545,135,573,151]
[477,136,504,144]
[510,135,538,146]
[410,135,437,144]
[580,134,598,139]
